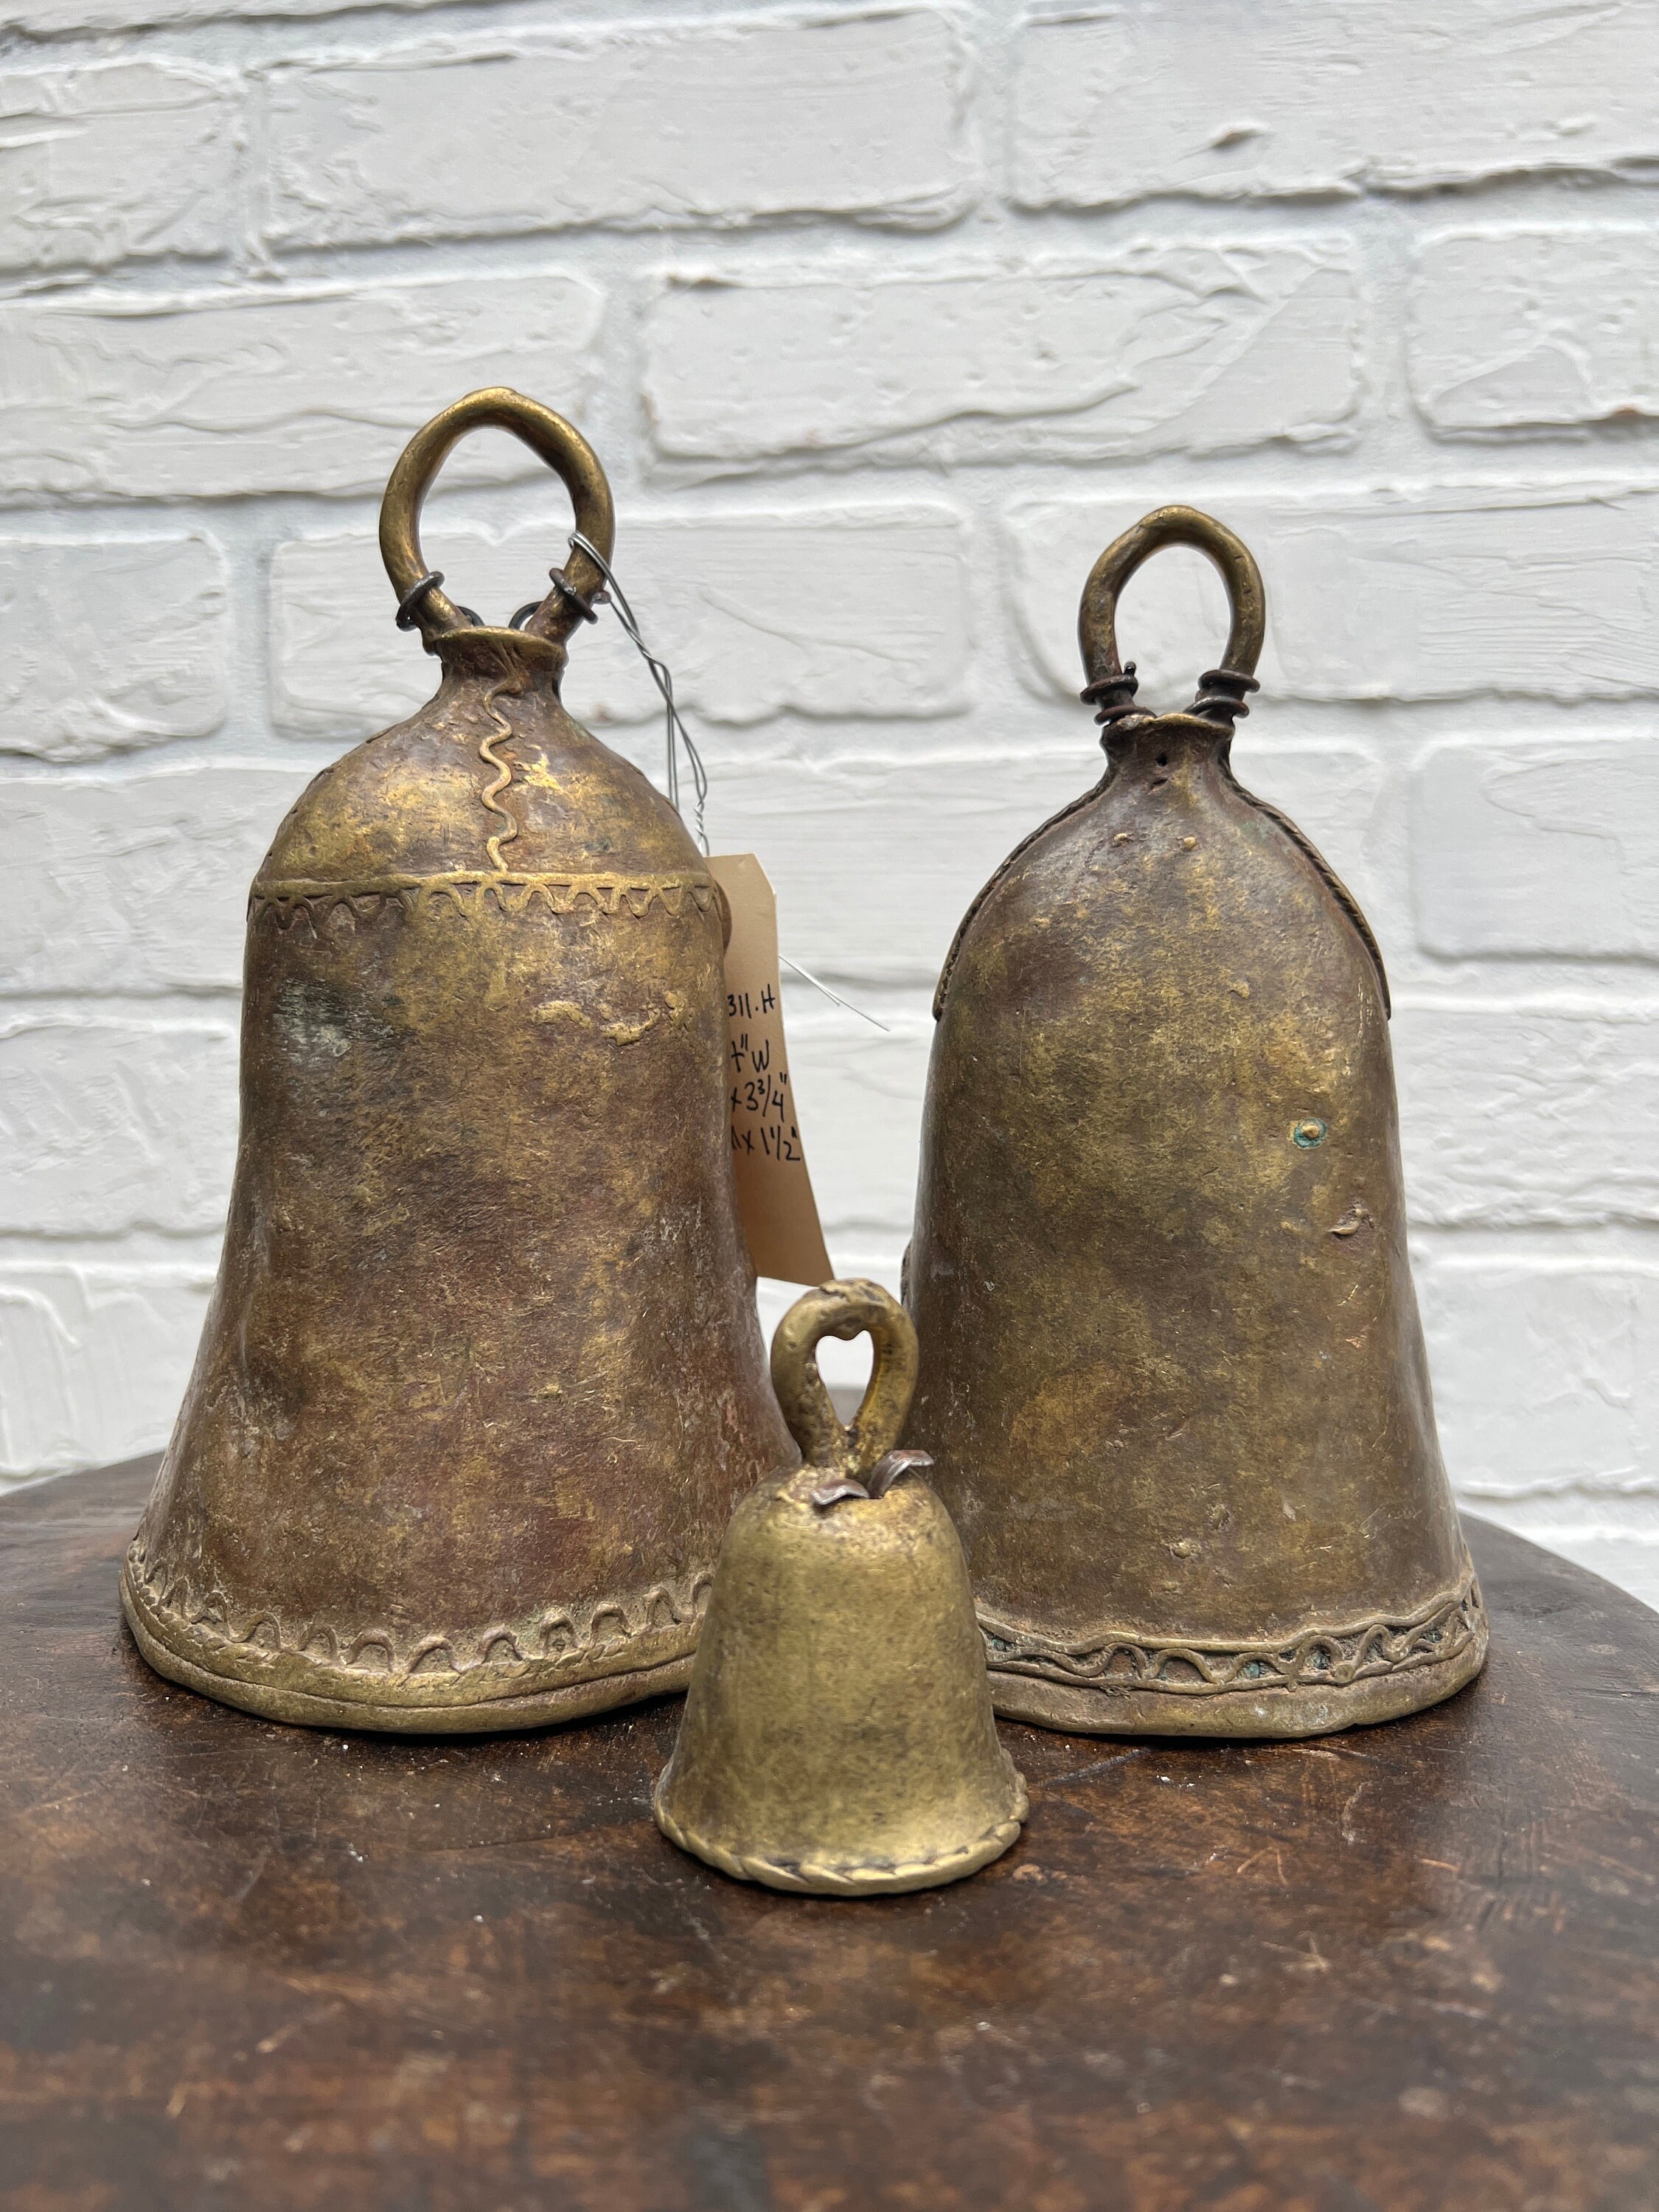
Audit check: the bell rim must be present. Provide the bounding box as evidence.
[651,1764,1029,1896]
[989,1612,1489,1739]
[119,1551,704,1735]
[975,1554,1486,1711]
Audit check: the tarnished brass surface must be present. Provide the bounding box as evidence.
[655,1282,1027,1893]
[908,507,1486,1739]
[122,390,794,1732]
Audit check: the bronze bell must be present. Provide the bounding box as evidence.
[907,507,1486,1739]
[122,389,794,1731]
[654,1281,1027,1893]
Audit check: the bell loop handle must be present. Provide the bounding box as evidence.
[770,1280,922,1496]
[379,388,616,649]
[1077,504,1266,730]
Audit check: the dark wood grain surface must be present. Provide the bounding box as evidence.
[1,1458,1655,2212]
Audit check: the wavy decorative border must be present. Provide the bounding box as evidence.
[122,1536,712,1701]
[251,871,716,932]
[980,1565,1484,1699]
[653,1767,1029,1896]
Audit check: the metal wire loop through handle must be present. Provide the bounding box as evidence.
[1077,505,1266,730]
[567,529,709,855]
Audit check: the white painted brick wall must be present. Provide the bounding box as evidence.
[0,1015,238,1236]
[1395,1001,1659,1227]
[0,764,313,990]
[1,0,1656,1617]
[1413,740,1659,959]
[0,60,239,273]
[644,245,1361,467]
[4,0,436,24]
[1416,1257,1659,1607]
[0,1265,215,1478]
[261,14,972,246]
[1418,1260,1659,1503]
[0,536,229,761]
[1011,1,1659,203]
[1410,228,1659,434]
[0,271,602,497]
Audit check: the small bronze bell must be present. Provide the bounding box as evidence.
[122,390,794,1731]
[654,1281,1027,1893]
[908,507,1486,1739]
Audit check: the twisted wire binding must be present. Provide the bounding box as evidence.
[395,568,445,631]
[567,531,709,856]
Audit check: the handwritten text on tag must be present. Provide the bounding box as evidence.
[709,853,832,1287]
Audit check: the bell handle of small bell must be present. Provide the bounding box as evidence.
[770,1279,918,1482]
[379,387,616,647]
[1077,504,1266,727]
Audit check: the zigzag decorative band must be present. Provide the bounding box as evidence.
[122,1537,712,1688]
[251,871,717,931]
[980,1565,1484,1699]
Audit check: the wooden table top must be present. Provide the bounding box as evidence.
[1,1458,1655,2212]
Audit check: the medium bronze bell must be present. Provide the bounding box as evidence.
[122,389,794,1731]
[907,507,1486,1739]
[654,1281,1027,1893]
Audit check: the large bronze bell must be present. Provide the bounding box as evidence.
[122,389,794,1731]
[655,1281,1027,1893]
[907,507,1486,1739]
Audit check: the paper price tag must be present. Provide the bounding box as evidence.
[709,853,833,1287]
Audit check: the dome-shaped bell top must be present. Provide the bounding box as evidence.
[262,651,702,894]
[264,394,698,895]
